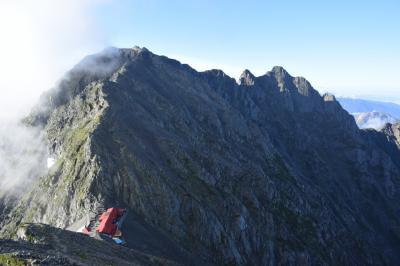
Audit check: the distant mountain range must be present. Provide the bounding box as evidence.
[337,97,400,117]
[338,97,400,129]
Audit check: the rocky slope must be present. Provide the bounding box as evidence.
[0,223,177,265]
[1,47,400,265]
[381,123,400,149]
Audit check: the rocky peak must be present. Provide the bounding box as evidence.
[120,46,152,61]
[271,65,290,78]
[131,45,149,54]
[239,69,256,86]
[262,66,313,97]
[323,93,337,102]
[203,69,231,80]
[201,69,237,95]
[2,47,400,265]
[268,66,291,89]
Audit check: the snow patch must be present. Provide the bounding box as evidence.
[47,158,56,168]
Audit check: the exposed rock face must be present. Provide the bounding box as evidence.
[382,123,400,148]
[0,223,178,266]
[239,70,256,86]
[1,47,400,265]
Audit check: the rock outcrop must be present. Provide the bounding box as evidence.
[382,123,400,148]
[0,223,178,265]
[1,47,400,265]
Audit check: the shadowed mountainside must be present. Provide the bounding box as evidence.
[1,47,400,265]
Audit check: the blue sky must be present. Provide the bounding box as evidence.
[1,0,399,119]
[92,0,400,99]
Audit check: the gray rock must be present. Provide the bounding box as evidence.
[1,47,400,265]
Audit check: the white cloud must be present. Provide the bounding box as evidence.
[0,121,47,193]
[0,0,109,120]
[0,0,109,195]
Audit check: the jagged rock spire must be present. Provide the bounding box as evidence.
[271,66,290,79]
[323,93,337,102]
[239,69,256,85]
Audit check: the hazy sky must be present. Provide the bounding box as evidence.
[0,0,399,119]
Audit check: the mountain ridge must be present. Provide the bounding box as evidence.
[338,97,400,118]
[1,47,400,265]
